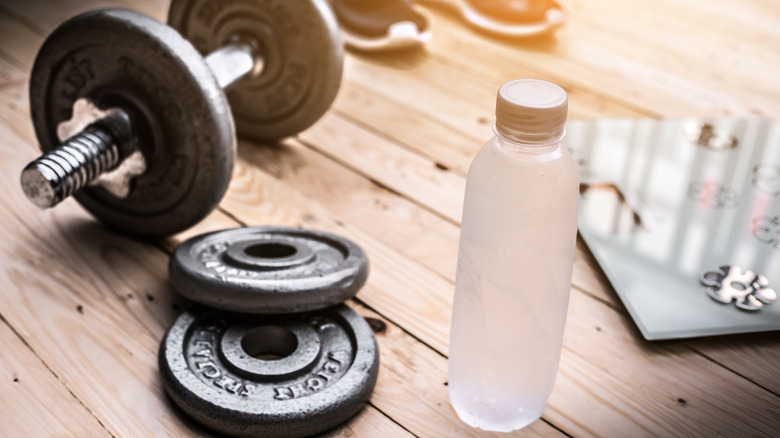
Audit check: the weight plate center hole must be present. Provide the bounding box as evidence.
[241,325,298,361]
[245,243,297,259]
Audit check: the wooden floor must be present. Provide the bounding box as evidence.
[1,0,779,436]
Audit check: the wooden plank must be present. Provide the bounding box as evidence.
[9,65,776,438]
[0,0,114,34]
[237,138,461,280]
[343,54,495,146]
[339,50,649,160]
[345,39,653,124]
[0,8,41,69]
[0,318,111,437]
[0,84,36,149]
[340,53,637,162]
[332,78,645,177]
[0,55,25,87]
[567,0,780,77]
[0,0,166,34]
[0,82,527,438]
[7,59,780,438]
[693,335,780,396]
[8,66,778,436]
[3,1,776,431]
[0,121,216,437]
[0,120,222,436]
[163,217,563,437]
[223,155,455,352]
[299,111,636,308]
[301,113,466,223]
[418,5,780,117]
[350,303,563,438]
[0,121,416,437]
[319,405,416,438]
[0,122,557,437]
[219,149,780,436]
[161,207,242,252]
[549,291,780,437]
[332,51,650,175]
[556,18,780,115]
[332,81,478,176]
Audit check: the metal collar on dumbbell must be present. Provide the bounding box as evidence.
[24,8,235,236]
[168,0,344,141]
[170,227,369,314]
[158,304,379,438]
[22,2,343,237]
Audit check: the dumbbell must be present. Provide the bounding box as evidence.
[21,2,342,237]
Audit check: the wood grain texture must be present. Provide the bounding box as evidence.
[224,149,780,437]
[0,87,408,438]
[0,56,24,87]
[0,318,111,438]
[0,120,407,437]
[418,1,780,117]
[0,121,209,437]
[1,0,779,436]
[0,8,41,69]
[238,137,462,280]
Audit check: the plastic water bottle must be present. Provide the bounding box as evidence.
[448,79,579,432]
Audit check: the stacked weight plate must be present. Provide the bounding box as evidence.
[159,227,379,438]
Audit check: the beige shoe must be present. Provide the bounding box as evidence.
[329,0,432,51]
[417,0,565,37]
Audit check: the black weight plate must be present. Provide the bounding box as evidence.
[159,304,379,438]
[29,9,234,237]
[170,227,368,313]
[168,0,343,141]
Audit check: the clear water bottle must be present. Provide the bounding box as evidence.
[448,79,579,432]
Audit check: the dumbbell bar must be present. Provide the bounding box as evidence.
[21,40,257,210]
[21,3,342,237]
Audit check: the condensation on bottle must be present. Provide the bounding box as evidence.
[448,79,579,432]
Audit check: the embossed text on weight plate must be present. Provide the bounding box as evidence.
[273,350,349,400]
[188,323,257,397]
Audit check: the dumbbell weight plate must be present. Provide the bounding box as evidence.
[170,227,369,313]
[159,304,379,438]
[29,9,234,237]
[168,0,343,141]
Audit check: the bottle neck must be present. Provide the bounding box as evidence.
[493,121,566,153]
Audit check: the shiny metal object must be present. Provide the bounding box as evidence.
[168,0,344,141]
[751,216,780,250]
[169,227,369,314]
[53,98,147,200]
[571,118,780,339]
[21,110,130,208]
[23,3,343,236]
[159,304,379,438]
[752,164,780,196]
[22,98,147,206]
[701,265,777,311]
[24,32,267,213]
[26,9,235,236]
[204,40,259,89]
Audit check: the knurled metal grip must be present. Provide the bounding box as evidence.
[25,9,234,237]
[21,111,132,209]
[22,3,343,237]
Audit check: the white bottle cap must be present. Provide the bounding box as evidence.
[495,79,568,137]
